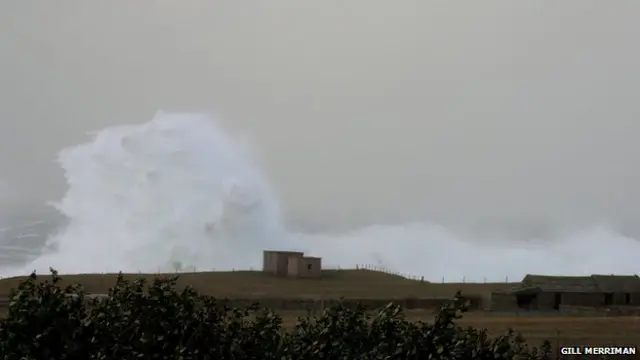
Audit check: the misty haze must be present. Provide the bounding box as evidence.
[1,1,639,280]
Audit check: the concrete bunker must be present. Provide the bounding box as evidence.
[263,250,322,278]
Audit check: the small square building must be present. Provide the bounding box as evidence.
[262,250,322,278]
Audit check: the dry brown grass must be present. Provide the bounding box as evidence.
[0,270,516,299]
[278,310,640,348]
[433,313,640,347]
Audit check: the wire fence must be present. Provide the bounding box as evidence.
[350,264,514,283]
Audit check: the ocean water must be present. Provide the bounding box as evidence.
[1,111,639,281]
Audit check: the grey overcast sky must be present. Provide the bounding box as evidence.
[1,1,639,234]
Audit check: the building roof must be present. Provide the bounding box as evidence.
[521,274,598,292]
[503,274,640,293]
[264,250,304,256]
[591,274,640,292]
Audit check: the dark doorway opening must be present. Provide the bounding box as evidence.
[516,294,536,310]
[307,264,312,270]
[553,293,561,310]
[604,293,614,305]
[625,293,631,305]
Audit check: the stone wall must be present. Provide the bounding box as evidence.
[262,251,279,274]
[558,304,640,316]
[287,257,322,278]
[263,251,305,276]
[0,294,484,312]
[559,292,605,307]
[491,291,606,312]
[216,295,483,311]
[558,305,611,316]
[606,292,640,306]
[608,305,640,316]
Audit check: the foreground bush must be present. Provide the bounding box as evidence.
[0,269,554,359]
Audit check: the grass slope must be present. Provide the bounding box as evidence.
[0,269,516,299]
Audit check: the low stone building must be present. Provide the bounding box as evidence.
[491,274,640,312]
[590,274,640,306]
[262,250,322,278]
